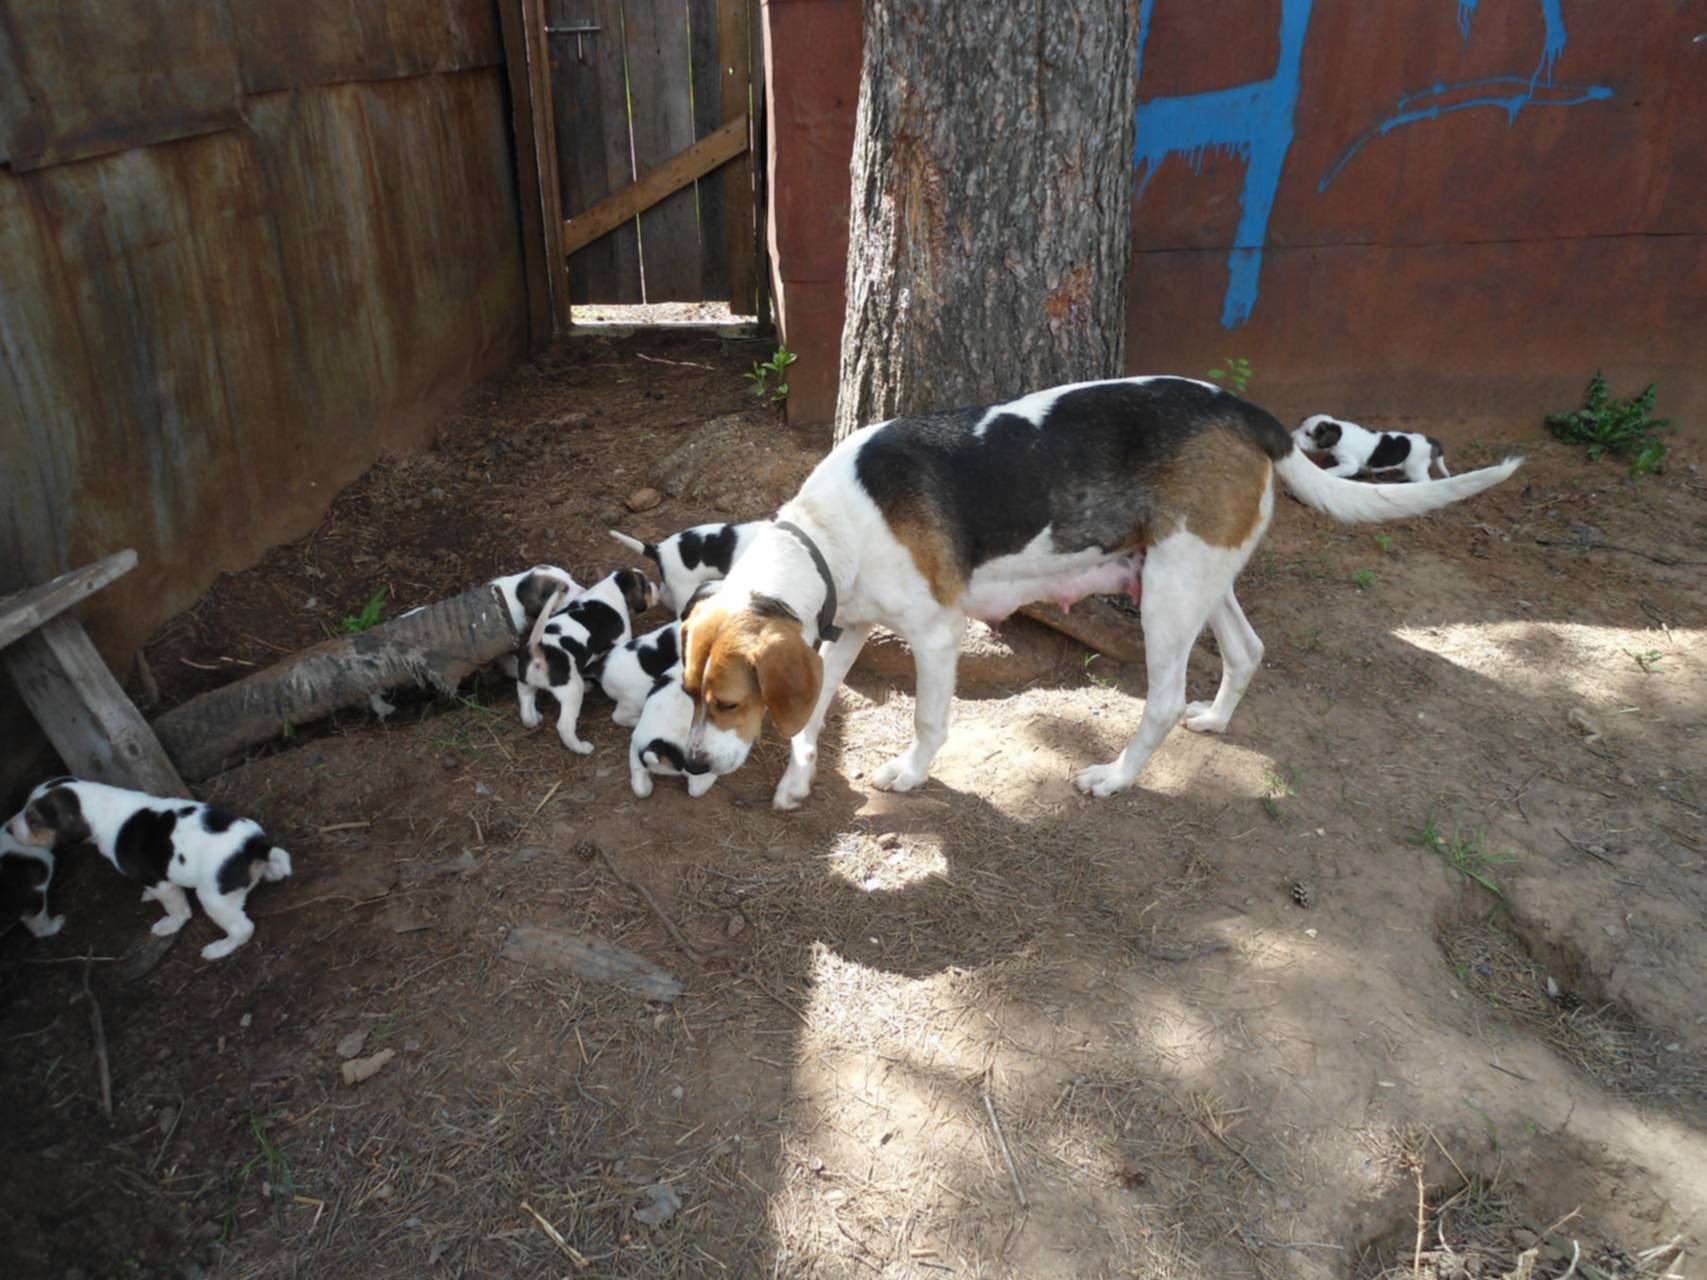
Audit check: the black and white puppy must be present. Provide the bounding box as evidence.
[1295,415,1449,483]
[609,522,766,614]
[600,619,685,728]
[628,667,717,799]
[518,568,658,753]
[491,564,583,633]
[6,778,292,960]
[0,825,62,938]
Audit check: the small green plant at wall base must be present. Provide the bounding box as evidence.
[342,586,389,634]
[1206,355,1252,395]
[1260,767,1296,822]
[1351,569,1375,591]
[1629,648,1664,674]
[1375,534,1392,554]
[1545,372,1670,477]
[746,345,797,405]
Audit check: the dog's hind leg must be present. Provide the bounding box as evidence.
[196,886,255,960]
[774,623,873,810]
[1075,535,1238,798]
[553,670,595,755]
[873,613,967,794]
[1181,588,1264,735]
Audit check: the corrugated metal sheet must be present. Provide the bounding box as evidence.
[0,69,527,652]
[766,0,1707,431]
[232,0,504,94]
[0,0,243,170]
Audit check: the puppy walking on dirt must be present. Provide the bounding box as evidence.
[680,377,1521,809]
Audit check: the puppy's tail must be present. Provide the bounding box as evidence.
[608,530,659,562]
[263,847,293,881]
[1274,446,1520,524]
[528,586,570,652]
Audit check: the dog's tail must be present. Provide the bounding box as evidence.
[263,847,293,881]
[608,530,660,562]
[1274,446,1520,523]
[528,585,569,652]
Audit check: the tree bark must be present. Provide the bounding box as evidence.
[152,584,518,780]
[833,1,1140,442]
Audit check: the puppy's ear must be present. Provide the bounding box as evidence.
[680,604,717,697]
[1316,422,1342,449]
[754,625,823,739]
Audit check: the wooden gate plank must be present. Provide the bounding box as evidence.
[498,0,554,348]
[6,616,188,796]
[563,115,746,255]
[553,0,641,303]
[717,0,756,314]
[524,0,573,331]
[691,0,729,301]
[624,0,704,301]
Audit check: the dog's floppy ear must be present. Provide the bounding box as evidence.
[1315,421,1342,449]
[753,624,823,739]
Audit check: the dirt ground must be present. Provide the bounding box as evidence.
[1,331,1703,1280]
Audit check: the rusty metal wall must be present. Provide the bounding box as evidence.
[0,2,529,794]
[766,1,1707,435]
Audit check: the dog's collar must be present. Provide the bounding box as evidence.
[773,521,843,643]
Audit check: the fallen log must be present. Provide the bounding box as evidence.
[1016,596,1144,664]
[153,584,518,780]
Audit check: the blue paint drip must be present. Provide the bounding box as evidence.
[1319,0,1614,194]
[1457,0,1478,39]
[1134,0,1316,327]
[1319,77,1613,189]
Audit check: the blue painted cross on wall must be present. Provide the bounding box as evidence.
[1133,0,1613,329]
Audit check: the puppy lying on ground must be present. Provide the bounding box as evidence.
[609,522,765,614]
[518,568,658,752]
[6,778,291,959]
[0,825,62,938]
[1295,415,1448,482]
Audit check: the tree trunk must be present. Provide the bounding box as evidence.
[833,2,1139,442]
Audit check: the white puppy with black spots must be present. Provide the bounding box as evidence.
[6,778,291,960]
[1294,415,1449,483]
[518,568,658,753]
[601,609,725,798]
[609,522,765,614]
[0,823,62,938]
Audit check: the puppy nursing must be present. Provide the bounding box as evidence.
[7,778,291,959]
[681,377,1521,809]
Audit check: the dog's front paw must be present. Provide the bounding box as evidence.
[151,913,189,937]
[1073,761,1136,798]
[200,938,244,961]
[872,754,928,794]
[630,769,655,798]
[560,735,595,755]
[612,706,640,728]
[772,773,811,811]
[1180,702,1229,734]
[687,772,717,799]
[518,705,541,729]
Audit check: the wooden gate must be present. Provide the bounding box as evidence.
[534,0,762,311]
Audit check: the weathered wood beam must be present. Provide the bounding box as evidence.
[563,114,749,256]
[6,615,187,796]
[0,549,136,652]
